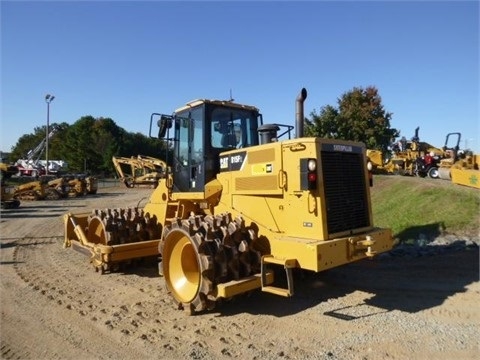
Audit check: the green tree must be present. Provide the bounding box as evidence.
[91,117,124,175]
[49,122,70,160]
[57,116,168,175]
[9,132,44,163]
[60,116,97,173]
[10,122,70,165]
[9,115,189,176]
[123,132,168,157]
[304,105,339,139]
[305,86,399,153]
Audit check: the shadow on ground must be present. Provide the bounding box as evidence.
[212,245,478,318]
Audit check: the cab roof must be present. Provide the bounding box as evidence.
[175,99,260,114]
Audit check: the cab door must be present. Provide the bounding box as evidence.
[172,111,205,193]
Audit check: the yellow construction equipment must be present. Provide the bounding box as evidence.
[1,186,20,209]
[79,174,98,195]
[436,132,479,189]
[387,127,444,177]
[112,155,167,188]
[41,175,70,198]
[0,163,20,208]
[0,163,19,181]
[450,153,480,189]
[366,149,395,174]
[1,180,20,209]
[64,88,394,314]
[63,175,88,197]
[39,174,98,198]
[10,178,61,201]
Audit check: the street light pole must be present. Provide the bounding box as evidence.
[45,94,55,175]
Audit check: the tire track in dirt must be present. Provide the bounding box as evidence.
[1,189,258,358]
[8,233,292,358]
[12,235,151,329]
[1,344,25,360]
[7,230,226,357]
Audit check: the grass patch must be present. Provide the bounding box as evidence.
[371,175,480,243]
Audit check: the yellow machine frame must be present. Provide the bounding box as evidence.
[112,155,167,188]
[64,89,394,313]
[449,154,480,189]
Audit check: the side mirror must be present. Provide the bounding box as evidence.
[158,115,173,138]
[150,113,173,139]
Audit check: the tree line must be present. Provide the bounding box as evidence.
[7,86,399,176]
[9,116,169,176]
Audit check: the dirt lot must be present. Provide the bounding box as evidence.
[1,182,479,360]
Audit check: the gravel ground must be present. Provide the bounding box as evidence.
[1,183,479,360]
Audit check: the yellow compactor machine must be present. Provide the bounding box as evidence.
[64,89,394,314]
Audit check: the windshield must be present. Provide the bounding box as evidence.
[211,108,259,149]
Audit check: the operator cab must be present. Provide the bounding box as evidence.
[151,99,262,192]
[443,132,461,160]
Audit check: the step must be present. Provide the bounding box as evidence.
[261,256,296,297]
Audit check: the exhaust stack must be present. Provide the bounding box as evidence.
[296,88,308,138]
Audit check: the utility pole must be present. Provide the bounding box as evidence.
[45,94,55,175]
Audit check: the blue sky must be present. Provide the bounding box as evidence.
[1,1,479,154]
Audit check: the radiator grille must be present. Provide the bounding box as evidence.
[321,151,370,234]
